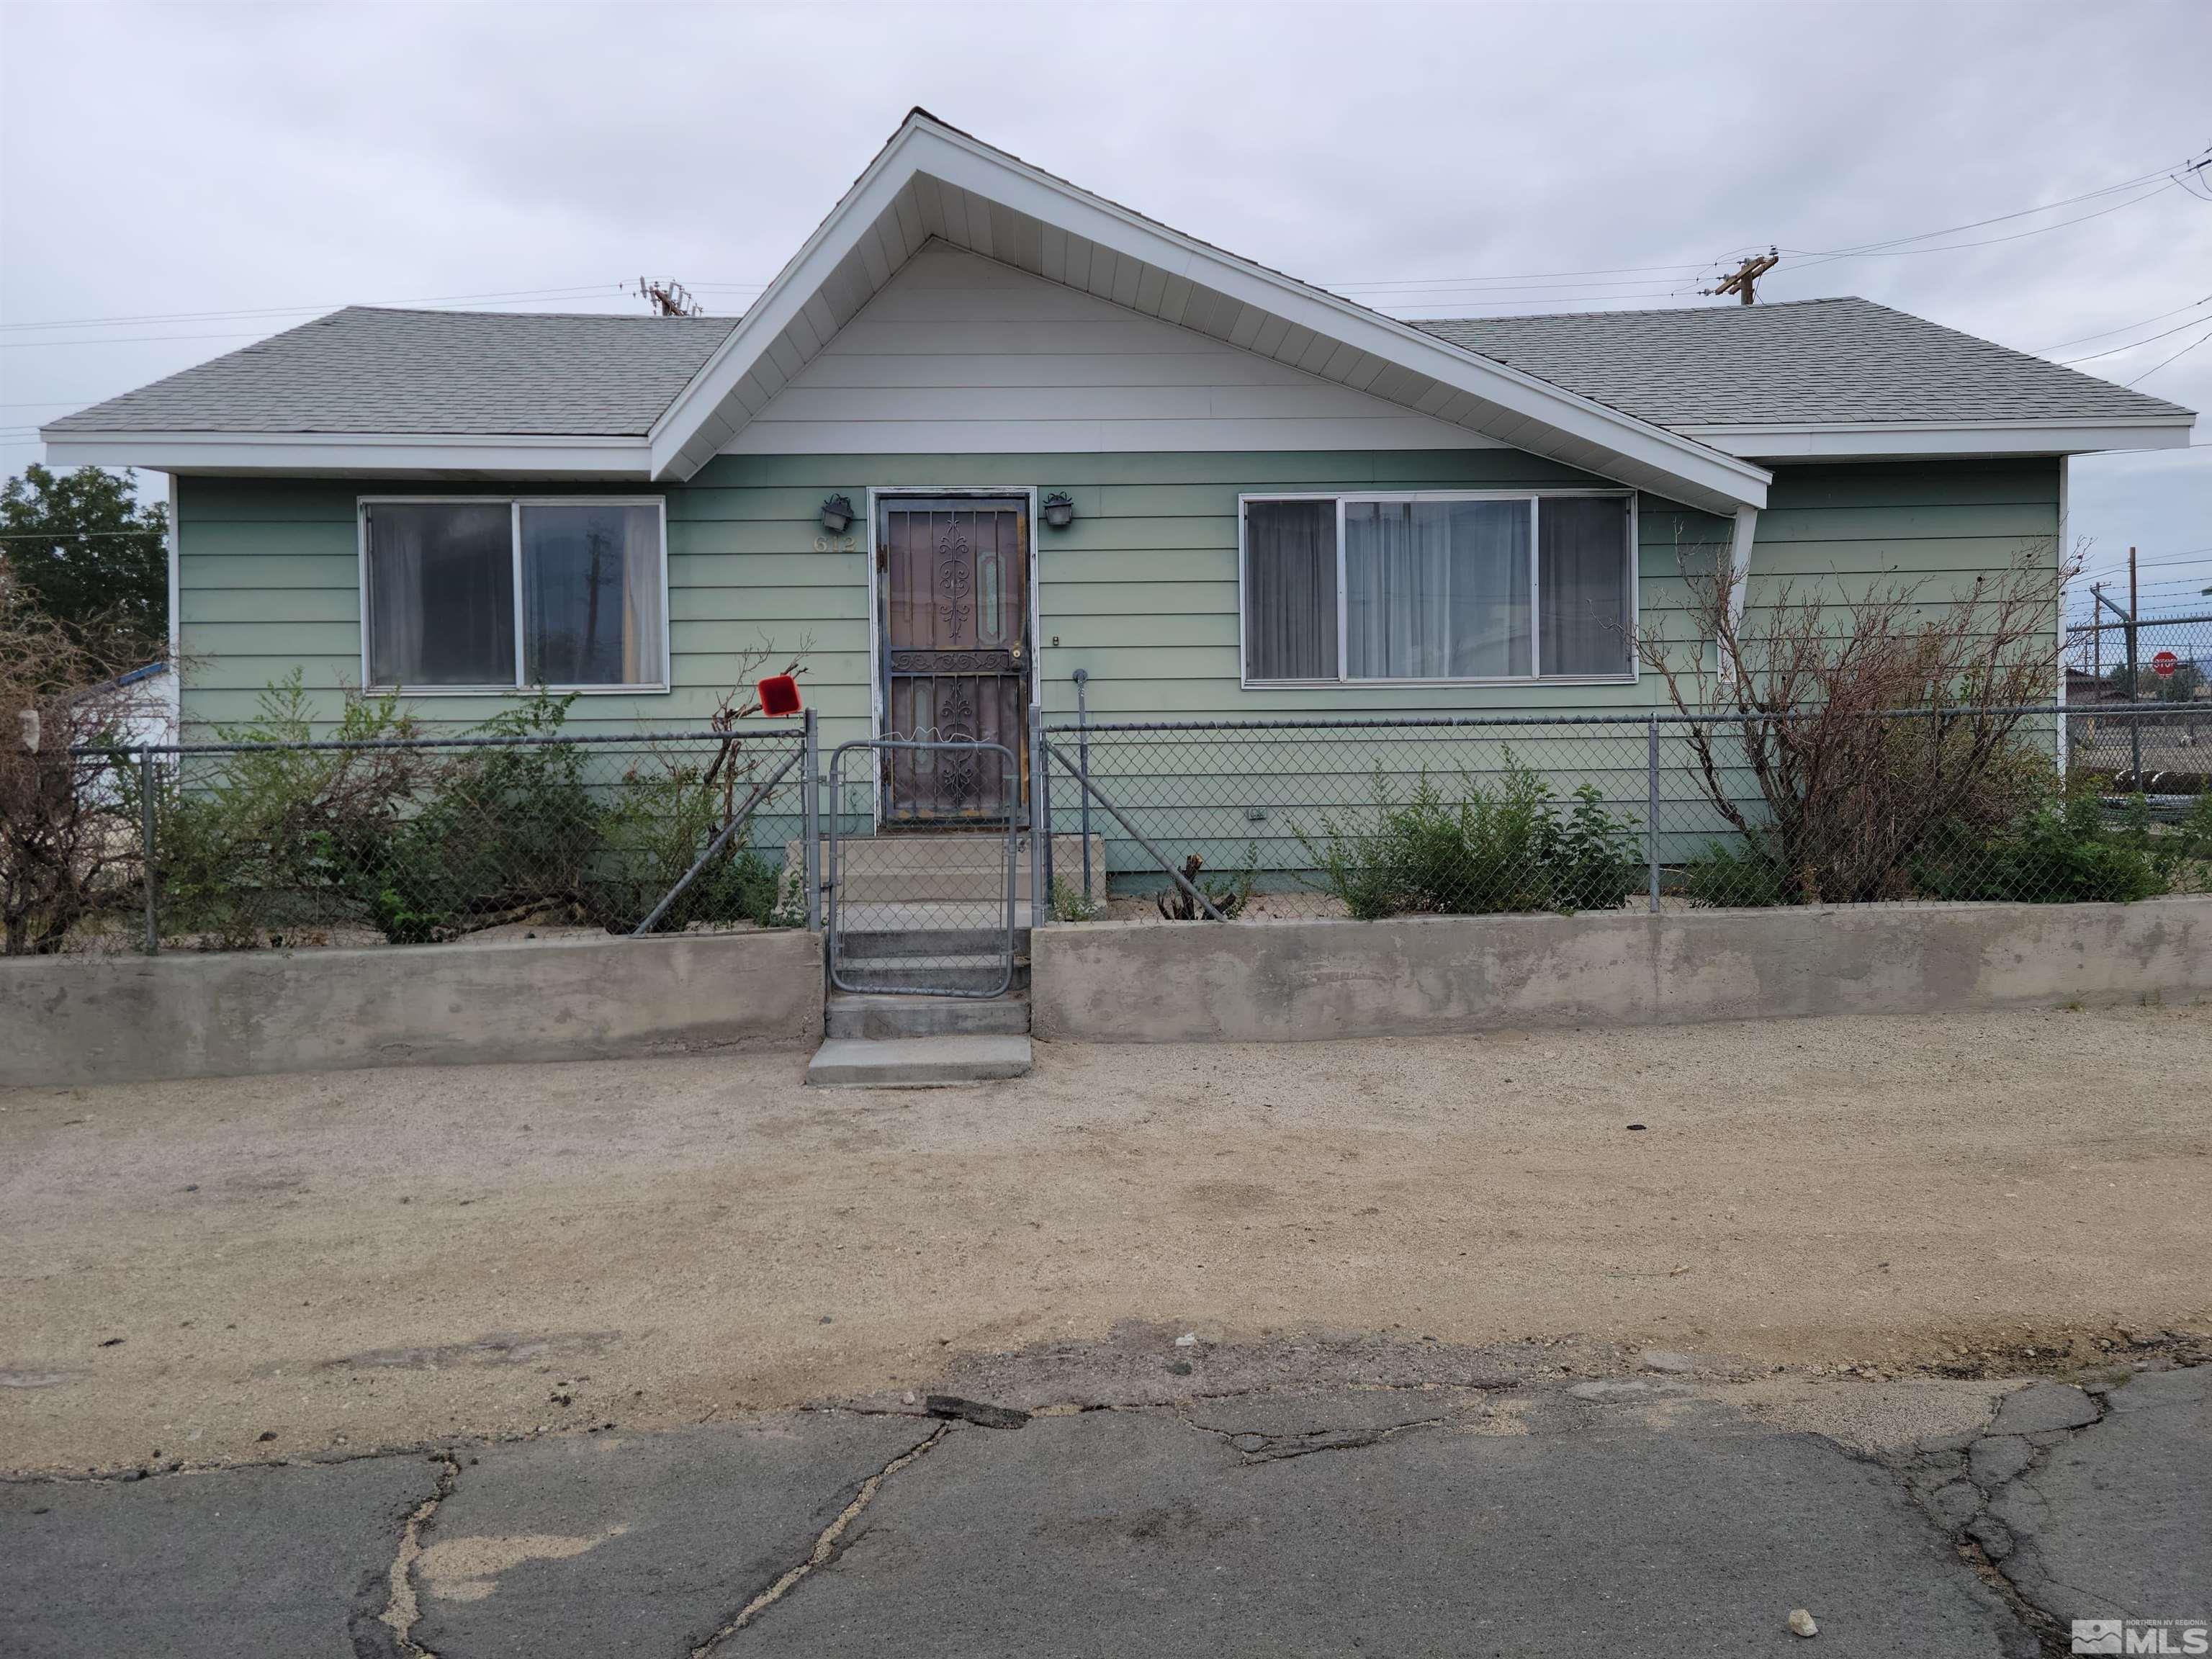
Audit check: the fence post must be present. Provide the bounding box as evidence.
[1028,703,1048,928]
[801,709,821,932]
[1073,667,1093,902]
[1037,717,1055,920]
[139,745,158,955]
[1645,716,1660,914]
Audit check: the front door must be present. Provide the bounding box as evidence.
[878,496,1029,825]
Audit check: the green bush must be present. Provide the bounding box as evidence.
[365,693,601,939]
[585,757,791,933]
[1912,783,2167,905]
[1677,840,1791,908]
[155,675,426,946]
[1298,760,1642,920]
[1048,876,1101,922]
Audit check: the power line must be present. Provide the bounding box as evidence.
[0,528,163,540]
[2036,293,2212,354]
[2056,310,2212,365]
[1786,181,2180,274]
[2124,323,2212,388]
[1781,155,2198,260]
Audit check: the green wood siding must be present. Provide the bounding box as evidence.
[174,453,2060,744]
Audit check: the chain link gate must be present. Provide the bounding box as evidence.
[824,737,1019,997]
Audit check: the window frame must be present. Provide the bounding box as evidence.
[356,494,671,696]
[1237,488,1640,689]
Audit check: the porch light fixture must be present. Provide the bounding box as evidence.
[819,494,854,535]
[1041,492,1075,530]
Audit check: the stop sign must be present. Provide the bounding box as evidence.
[2152,649,2180,680]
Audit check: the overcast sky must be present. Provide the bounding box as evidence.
[4,0,2207,613]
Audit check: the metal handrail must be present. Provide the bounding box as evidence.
[1040,737,1224,922]
[629,745,804,938]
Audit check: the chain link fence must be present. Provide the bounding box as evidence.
[1038,706,2212,922]
[2066,610,2212,793]
[57,723,809,955]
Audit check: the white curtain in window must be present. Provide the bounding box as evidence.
[1346,500,1529,679]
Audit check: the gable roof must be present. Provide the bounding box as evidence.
[45,307,737,436]
[40,112,2195,491]
[1413,299,2191,431]
[639,112,1773,512]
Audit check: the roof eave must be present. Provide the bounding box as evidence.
[38,428,656,480]
[1671,413,2198,462]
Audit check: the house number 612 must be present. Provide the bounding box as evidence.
[813,532,858,553]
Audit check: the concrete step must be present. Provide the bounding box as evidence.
[805,1034,1033,1087]
[833,954,1028,995]
[837,927,1030,959]
[786,833,1105,907]
[826,992,1031,1040]
[835,902,1040,933]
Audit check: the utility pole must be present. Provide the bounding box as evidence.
[1704,248,1779,305]
[634,278,703,318]
[2091,569,2143,782]
[2090,583,2102,688]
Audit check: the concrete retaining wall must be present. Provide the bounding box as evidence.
[1030,899,2212,1044]
[0,930,823,1087]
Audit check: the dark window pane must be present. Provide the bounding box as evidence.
[520,504,665,687]
[1244,500,1338,680]
[365,503,514,686]
[1538,496,1632,677]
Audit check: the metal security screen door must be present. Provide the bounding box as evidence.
[878,497,1030,824]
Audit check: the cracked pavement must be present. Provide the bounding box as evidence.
[4,1349,2203,1658]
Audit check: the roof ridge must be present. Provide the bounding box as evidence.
[1416,297,1861,325]
[335,304,737,324]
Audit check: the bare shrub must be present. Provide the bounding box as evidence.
[1639,539,2073,905]
[0,564,166,954]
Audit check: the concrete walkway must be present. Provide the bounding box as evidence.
[5,1363,2203,1658]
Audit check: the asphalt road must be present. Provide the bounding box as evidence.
[4,1364,2203,1658]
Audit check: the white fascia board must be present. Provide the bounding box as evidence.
[1673,415,2197,461]
[647,128,924,481]
[649,117,1772,512]
[40,429,652,478]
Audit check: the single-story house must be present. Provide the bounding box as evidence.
[41,110,2198,836]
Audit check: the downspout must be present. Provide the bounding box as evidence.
[165,472,180,667]
[2054,457,2069,776]
[1719,505,1757,683]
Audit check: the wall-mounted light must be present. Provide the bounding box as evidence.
[819,494,854,535]
[1041,491,1075,531]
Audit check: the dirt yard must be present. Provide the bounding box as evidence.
[4,1004,2208,1475]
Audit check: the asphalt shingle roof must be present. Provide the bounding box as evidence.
[45,306,740,436]
[45,294,2190,442]
[1410,297,2191,430]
